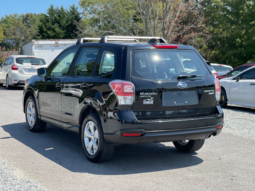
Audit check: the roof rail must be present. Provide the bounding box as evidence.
[76,37,101,45]
[100,36,167,43]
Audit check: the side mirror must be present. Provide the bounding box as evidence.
[236,76,240,82]
[37,68,47,77]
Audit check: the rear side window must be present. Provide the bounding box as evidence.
[16,57,46,65]
[212,65,232,72]
[228,66,251,77]
[132,50,207,80]
[71,48,99,76]
[95,50,115,76]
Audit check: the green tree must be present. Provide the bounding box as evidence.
[0,26,5,43]
[37,5,82,39]
[201,0,255,66]
[0,13,41,49]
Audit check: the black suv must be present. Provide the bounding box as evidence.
[23,36,224,162]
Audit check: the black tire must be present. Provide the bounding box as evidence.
[173,139,205,152]
[0,83,3,86]
[25,96,47,132]
[81,113,114,162]
[6,76,12,89]
[220,88,228,108]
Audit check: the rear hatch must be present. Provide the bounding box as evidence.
[131,48,218,120]
[15,57,46,75]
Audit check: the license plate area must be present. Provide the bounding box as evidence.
[162,91,199,106]
[24,69,36,73]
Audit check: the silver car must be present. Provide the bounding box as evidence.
[0,55,46,89]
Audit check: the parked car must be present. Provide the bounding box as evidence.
[211,63,233,76]
[218,63,255,80]
[220,66,255,108]
[0,55,46,89]
[23,36,224,162]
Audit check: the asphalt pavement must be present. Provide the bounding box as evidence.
[0,86,255,191]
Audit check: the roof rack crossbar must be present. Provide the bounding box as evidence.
[76,37,101,45]
[100,36,167,43]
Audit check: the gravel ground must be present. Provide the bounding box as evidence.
[0,157,45,191]
[223,105,255,140]
[0,86,255,191]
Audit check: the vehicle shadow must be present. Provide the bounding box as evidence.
[2,122,203,175]
[0,86,24,91]
[225,105,255,114]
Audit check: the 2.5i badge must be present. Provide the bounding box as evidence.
[143,97,154,104]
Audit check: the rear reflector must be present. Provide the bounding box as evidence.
[215,79,221,101]
[152,45,178,49]
[11,65,19,70]
[109,80,135,105]
[216,125,223,129]
[122,133,143,137]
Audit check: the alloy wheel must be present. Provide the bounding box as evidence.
[177,140,189,146]
[27,101,36,128]
[84,121,99,155]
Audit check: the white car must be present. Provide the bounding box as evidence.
[220,66,255,108]
[211,63,233,76]
[0,55,46,89]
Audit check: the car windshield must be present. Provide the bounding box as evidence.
[132,50,207,80]
[212,65,232,72]
[227,66,251,76]
[16,57,46,65]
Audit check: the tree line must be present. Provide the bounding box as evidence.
[0,0,254,67]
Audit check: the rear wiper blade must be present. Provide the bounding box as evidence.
[177,75,202,79]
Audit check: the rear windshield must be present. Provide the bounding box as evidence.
[132,50,207,80]
[16,57,46,65]
[212,65,232,72]
[227,66,251,77]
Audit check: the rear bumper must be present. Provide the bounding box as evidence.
[10,72,35,85]
[103,106,224,144]
[104,126,222,144]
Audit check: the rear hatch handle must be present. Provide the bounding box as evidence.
[177,75,202,80]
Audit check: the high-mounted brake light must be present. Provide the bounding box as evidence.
[152,45,178,49]
[109,80,135,105]
[215,79,221,101]
[122,133,143,137]
[11,65,19,70]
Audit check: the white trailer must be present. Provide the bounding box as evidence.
[22,39,77,65]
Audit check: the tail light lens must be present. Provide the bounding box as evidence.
[215,79,221,101]
[214,72,218,78]
[109,80,135,105]
[11,65,19,70]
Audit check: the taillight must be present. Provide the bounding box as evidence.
[109,80,135,105]
[214,73,218,78]
[215,79,221,101]
[11,65,19,70]
[152,45,178,49]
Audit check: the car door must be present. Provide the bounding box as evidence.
[61,47,100,128]
[230,68,255,104]
[37,48,79,127]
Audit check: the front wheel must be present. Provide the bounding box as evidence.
[81,114,114,162]
[173,139,205,152]
[25,96,47,132]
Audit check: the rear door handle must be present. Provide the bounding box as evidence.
[250,83,255,85]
